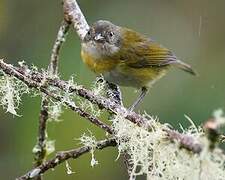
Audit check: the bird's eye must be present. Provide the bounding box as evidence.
[109,32,114,37]
[87,31,91,36]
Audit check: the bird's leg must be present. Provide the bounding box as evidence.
[129,87,148,111]
[105,82,123,106]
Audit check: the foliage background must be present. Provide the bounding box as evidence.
[0,0,225,179]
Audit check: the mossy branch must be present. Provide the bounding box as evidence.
[17,138,117,180]
[33,20,71,180]
[0,0,224,180]
[0,59,205,154]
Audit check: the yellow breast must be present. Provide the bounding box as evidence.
[117,64,169,87]
[81,50,117,74]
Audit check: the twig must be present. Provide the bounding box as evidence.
[15,64,147,126]
[33,20,71,177]
[63,0,89,40]
[164,129,203,153]
[0,60,112,134]
[34,98,49,170]
[17,138,117,180]
[0,60,204,154]
[48,20,70,75]
[1,0,219,179]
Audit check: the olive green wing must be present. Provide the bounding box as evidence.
[117,37,196,75]
[119,40,178,68]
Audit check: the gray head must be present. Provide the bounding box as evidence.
[83,20,121,47]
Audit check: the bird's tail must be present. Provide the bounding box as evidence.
[174,60,197,76]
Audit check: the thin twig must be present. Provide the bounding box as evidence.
[0,60,203,154]
[34,98,49,171]
[164,129,203,153]
[0,1,214,180]
[33,20,71,177]
[17,138,117,180]
[48,20,70,75]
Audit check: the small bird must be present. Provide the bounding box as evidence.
[81,20,196,110]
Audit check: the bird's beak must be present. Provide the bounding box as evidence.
[94,33,104,41]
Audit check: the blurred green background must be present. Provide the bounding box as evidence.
[0,0,225,179]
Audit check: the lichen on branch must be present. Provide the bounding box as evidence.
[0,72,29,116]
[1,0,224,180]
[0,59,224,180]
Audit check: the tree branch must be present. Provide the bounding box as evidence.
[17,138,117,180]
[0,59,203,153]
[164,129,203,153]
[33,1,91,170]
[48,20,70,75]
[0,60,112,134]
[33,20,71,178]
[18,65,147,126]
[34,99,49,169]
[0,0,223,179]
[63,0,89,40]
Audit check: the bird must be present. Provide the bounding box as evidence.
[80,20,196,110]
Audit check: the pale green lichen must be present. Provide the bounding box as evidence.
[63,76,76,102]
[79,132,99,167]
[92,76,106,96]
[32,139,55,156]
[46,140,55,155]
[0,74,29,116]
[48,100,63,122]
[78,77,106,117]
[65,160,75,175]
[47,75,77,121]
[111,112,225,180]
[32,144,41,154]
